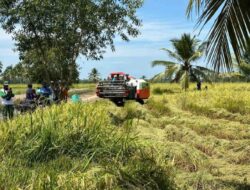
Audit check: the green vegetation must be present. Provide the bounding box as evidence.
[88,68,101,82]
[0,2,249,189]
[0,0,142,83]
[0,101,175,189]
[151,33,214,90]
[0,83,249,189]
[187,0,250,71]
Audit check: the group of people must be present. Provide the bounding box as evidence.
[1,81,69,120]
[32,81,69,102]
[196,81,208,91]
[108,74,131,81]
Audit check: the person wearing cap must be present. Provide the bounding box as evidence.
[1,81,15,119]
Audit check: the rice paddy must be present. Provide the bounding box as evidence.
[0,83,249,189]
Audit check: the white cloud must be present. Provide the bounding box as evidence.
[115,20,203,43]
[103,44,164,58]
[0,48,17,56]
[135,21,194,42]
[104,20,211,59]
[0,29,13,41]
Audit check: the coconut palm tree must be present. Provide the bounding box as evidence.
[186,0,250,72]
[88,68,100,82]
[152,33,214,90]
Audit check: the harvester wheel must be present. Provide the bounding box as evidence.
[112,98,124,107]
[136,99,144,105]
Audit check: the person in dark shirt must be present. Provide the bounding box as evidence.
[26,83,36,101]
[197,81,201,91]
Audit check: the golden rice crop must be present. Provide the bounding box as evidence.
[0,82,249,189]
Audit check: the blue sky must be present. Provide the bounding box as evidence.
[0,0,210,79]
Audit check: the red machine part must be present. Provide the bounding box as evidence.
[136,89,150,99]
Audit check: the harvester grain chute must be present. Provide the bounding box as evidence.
[96,72,150,106]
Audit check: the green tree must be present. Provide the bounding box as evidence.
[19,48,80,83]
[2,66,14,82]
[88,68,100,82]
[152,34,213,90]
[238,62,250,79]
[0,0,143,83]
[238,40,250,80]
[0,61,3,74]
[186,0,250,71]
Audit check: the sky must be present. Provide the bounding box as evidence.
[0,0,210,80]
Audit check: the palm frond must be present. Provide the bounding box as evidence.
[198,41,208,52]
[172,69,184,83]
[187,0,250,72]
[165,65,180,79]
[161,48,183,62]
[151,72,166,82]
[192,67,214,83]
[170,34,197,62]
[186,0,204,17]
[151,60,177,67]
[195,65,215,73]
[188,51,203,62]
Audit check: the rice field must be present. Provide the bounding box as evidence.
[0,83,249,189]
[6,83,96,95]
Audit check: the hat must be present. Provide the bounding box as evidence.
[3,81,9,86]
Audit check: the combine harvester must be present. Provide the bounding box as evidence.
[96,72,150,106]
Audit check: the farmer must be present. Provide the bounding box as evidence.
[40,82,52,98]
[125,74,130,81]
[112,75,117,81]
[50,81,60,101]
[1,81,15,120]
[197,81,201,91]
[26,83,37,101]
[59,81,69,102]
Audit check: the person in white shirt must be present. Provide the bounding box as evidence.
[1,81,15,119]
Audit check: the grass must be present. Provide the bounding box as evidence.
[0,83,249,189]
[0,101,175,189]
[144,83,250,189]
